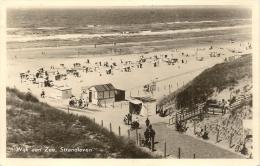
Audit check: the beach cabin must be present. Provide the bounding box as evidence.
[73,63,81,68]
[66,69,77,75]
[129,99,142,115]
[143,81,156,93]
[81,85,125,104]
[20,73,27,80]
[129,97,156,117]
[52,86,72,99]
[37,77,45,87]
[88,83,116,105]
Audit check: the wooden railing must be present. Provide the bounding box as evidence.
[229,93,252,110]
[169,102,206,125]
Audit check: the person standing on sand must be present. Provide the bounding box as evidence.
[144,127,150,147]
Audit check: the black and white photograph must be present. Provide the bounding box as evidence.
[1,0,259,163]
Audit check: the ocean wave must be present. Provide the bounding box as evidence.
[36,27,65,30]
[165,18,251,25]
[7,18,251,32]
[7,27,65,31]
[7,24,251,42]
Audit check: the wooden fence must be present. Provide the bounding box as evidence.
[229,93,252,110]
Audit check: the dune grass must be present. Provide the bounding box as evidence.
[6,88,155,158]
[157,54,252,109]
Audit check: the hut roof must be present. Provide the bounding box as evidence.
[133,96,156,103]
[90,83,116,92]
[54,86,72,91]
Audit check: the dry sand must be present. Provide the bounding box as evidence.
[6,39,252,157]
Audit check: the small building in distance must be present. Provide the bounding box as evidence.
[81,83,125,106]
[52,85,72,99]
[89,83,116,105]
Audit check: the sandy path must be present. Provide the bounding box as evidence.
[48,102,243,158]
[130,123,243,158]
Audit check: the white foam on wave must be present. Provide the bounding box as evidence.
[36,27,65,30]
[7,27,65,31]
[7,24,251,42]
[165,18,251,25]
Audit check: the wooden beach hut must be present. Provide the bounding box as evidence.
[52,86,72,99]
[83,83,116,105]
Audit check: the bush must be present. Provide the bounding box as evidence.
[24,92,39,102]
[7,87,39,103]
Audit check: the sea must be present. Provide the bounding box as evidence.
[7,7,252,45]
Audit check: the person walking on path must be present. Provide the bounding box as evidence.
[145,118,150,127]
[127,113,132,125]
[149,125,156,151]
[144,127,150,147]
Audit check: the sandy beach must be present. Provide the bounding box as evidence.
[6,35,252,157]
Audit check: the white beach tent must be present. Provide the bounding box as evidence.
[128,98,155,117]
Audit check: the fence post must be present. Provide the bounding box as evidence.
[128,129,130,139]
[67,106,70,114]
[101,120,103,127]
[178,147,181,159]
[164,141,167,158]
[216,127,219,143]
[193,121,196,135]
[139,133,141,146]
[229,133,233,148]
[118,126,121,136]
[193,153,196,159]
[136,129,138,145]
[110,123,112,132]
